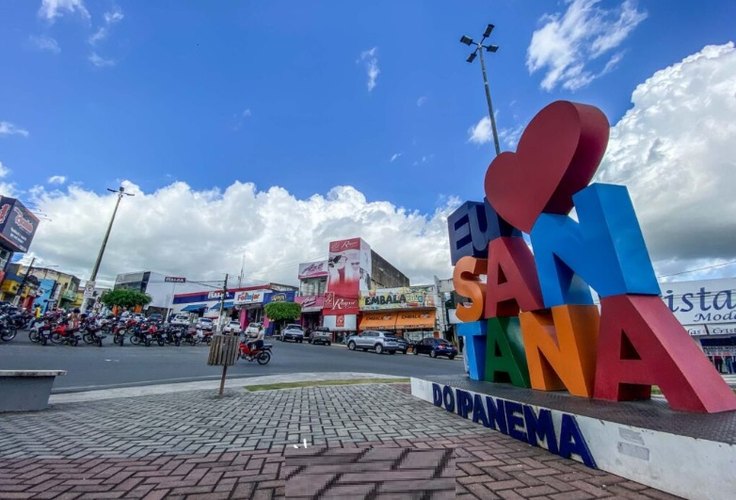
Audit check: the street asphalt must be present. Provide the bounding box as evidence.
[0,331,465,392]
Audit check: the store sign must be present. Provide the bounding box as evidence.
[360,286,436,311]
[660,278,736,328]
[0,197,40,253]
[324,292,359,314]
[324,237,371,315]
[165,276,187,283]
[207,290,235,300]
[298,260,328,279]
[296,294,325,312]
[264,291,296,304]
[234,290,267,305]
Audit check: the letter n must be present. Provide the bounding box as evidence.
[485,237,544,318]
[519,305,599,397]
[594,295,736,413]
[485,317,530,388]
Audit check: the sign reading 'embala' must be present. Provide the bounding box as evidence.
[432,383,596,468]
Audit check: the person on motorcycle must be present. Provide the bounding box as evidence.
[245,325,265,357]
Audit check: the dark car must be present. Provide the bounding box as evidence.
[309,327,332,346]
[413,338,458,359]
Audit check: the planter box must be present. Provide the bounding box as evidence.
[0,370,66,412]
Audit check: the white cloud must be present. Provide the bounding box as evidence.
[39,0,90,23]
[0,122,29,138]
[527,0,646,91]
[359,47,380,92]
[467,116,492,145]
[412,155,434,166]
[26,182,459,288]
[89,52,115,67]
[596,42,736,280]
[242,109,252,118]
[0,161,15,197]
[88,6,124,45]
[389,153,402,162]
[416,96,428,107]
[29,35,61,53]
[499,124,524,150]
[47,175,67,185]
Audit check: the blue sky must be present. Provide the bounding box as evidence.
[1,0,736,286]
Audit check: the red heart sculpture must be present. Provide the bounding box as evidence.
[484,101,609,233]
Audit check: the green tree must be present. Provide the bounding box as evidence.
[264,301,301,323]
[100,289,152,309]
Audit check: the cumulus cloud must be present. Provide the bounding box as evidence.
[596,42,736,279]
[0,122,29,138]
[26,182,458,288]
[39,0,90,23]
[89,52,115,67]
[389,153,402,162]
[29,35,61,53]
[47,175,66,185]
[467,116,492,145]
[0,161,16,197]
[527,0,646,91]
[358,47,380,92]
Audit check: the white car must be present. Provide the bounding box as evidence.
[224,320,241,334]
[244,322,262,338]
[170,313,191,326]
[197,318,214,331]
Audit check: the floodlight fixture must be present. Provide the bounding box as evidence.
[466,52,477,63]
[483,24,495,38]
[460,35,474,46]
[486,44,499,53]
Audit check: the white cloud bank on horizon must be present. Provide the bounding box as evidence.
[7,43,736,288]
[25,183,458,288]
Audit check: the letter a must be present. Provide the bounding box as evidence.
[594,295,736,413]
[485,237,544,318]
[519,305,599,397]
[485,317,531,388]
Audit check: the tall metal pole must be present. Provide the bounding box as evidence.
[83,187,131,312]
[218,274,228,334]
[477,47,501,157]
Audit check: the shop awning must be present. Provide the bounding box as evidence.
[359,312,398,330]
[210,301,234,311]
[395,310,435,330]
[182,304,207,312]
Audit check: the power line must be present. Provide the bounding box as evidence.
[660,260,736,278]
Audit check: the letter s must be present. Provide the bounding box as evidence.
[453,256,487,322]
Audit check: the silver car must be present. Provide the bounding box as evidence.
[346,330,400,355]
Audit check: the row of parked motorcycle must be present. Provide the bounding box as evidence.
[0,303,214,347]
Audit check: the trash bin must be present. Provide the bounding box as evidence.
[207,334,240,395]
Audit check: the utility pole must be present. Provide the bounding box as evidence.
[14,257,36,308]
[218,274,228,334]
[83,186,134,312]
[461,24,501,157]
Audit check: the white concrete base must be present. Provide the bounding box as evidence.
[412,377,736,500]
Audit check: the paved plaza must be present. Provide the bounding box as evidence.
[0,379,679,499]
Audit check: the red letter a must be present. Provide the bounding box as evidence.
[594,295,736,413]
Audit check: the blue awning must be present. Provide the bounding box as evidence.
[210,301,234,311]
[181,304,207,312]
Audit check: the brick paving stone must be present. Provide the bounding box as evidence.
[0,384,683,499]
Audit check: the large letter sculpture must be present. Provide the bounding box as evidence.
[448,100,736,413]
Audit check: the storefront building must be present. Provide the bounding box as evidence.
[115,271,203,316]
[358,285,441,342]
[296,260,328,331]
[0,197,41,307]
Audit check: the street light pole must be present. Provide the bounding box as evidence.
[461,24,502,157]
[83,186,134,312]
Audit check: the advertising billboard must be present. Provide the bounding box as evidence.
[324,237,372,315]
[296,294,325,312]
[360,285,436,311]
[233,289,269,305]
[0,197,40,253]
[263,290,296,304]
[660,278,736,335]
[298,260,328,279]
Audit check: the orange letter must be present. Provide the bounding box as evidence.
[519,305,599,397]
[453,256,487,322]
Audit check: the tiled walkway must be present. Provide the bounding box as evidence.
[0,383,679,499]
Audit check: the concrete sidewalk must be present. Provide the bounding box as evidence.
[0,374,678,499]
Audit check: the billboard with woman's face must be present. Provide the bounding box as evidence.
[324,238,372,315]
